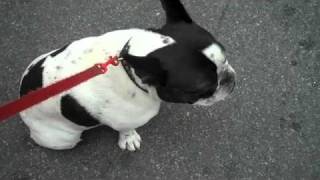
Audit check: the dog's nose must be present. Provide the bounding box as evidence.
[220,72,234,86]
[219,65,236,93]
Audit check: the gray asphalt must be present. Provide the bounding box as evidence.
[0,0,319,179]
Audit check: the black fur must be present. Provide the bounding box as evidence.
[61,95,100,127]
[50,44,69,57]
[126,0,222,103]
[20,44,70,96]
[149,44,218,103]
[20,58,45,96]
[160,0,193,23]
[124,54,167,87]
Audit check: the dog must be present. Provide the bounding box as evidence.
[19,0,236,151]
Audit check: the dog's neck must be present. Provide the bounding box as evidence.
[115,29,176,90]
[120,59,149,93]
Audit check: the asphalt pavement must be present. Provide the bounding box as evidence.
[0,0,319,179]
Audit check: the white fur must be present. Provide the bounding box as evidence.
[202,43,227,73]
[118,130,142,151]
[20,29,175,150]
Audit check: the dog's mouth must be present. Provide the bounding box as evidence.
[218,66,236,94]
[193,88,229,106]
[193,65,236,106]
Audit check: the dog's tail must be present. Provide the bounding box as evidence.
[160,0,193,24]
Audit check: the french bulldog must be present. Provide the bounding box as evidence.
[19,0,235,151]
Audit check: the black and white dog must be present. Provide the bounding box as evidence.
[19,0,235,151]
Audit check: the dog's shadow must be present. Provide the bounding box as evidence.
[78,125,118,149]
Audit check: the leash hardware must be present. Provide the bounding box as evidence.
[95,56,121,74]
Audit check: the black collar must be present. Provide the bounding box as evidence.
[119,38,148,93]
[121,59,148,93]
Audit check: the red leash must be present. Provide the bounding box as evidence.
[0,56,120,122]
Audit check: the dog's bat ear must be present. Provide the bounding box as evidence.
[160,0,193,24]
[119,38,132,58]
[123,54,167,87]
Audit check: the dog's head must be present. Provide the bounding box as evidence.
[123,0,235,106]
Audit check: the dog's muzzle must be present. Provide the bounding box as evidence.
[194,64,236,106]
[219,65,236,94]
[212,64,236,102]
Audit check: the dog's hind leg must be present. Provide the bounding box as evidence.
[21,112,84,150]
[29,126,82,150]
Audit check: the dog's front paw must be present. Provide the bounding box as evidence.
[118,130,141,151]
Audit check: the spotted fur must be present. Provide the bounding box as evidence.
[19,0,236,151]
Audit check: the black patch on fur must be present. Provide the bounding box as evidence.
[129,0,225,104]
[20,43,69,96]
[146,1,224,104]
[20,58,45,96]
[123,54,167,87]
[50,43,69,57]
[61,95,100,127]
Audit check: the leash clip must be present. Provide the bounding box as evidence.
[95,55,121,74]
